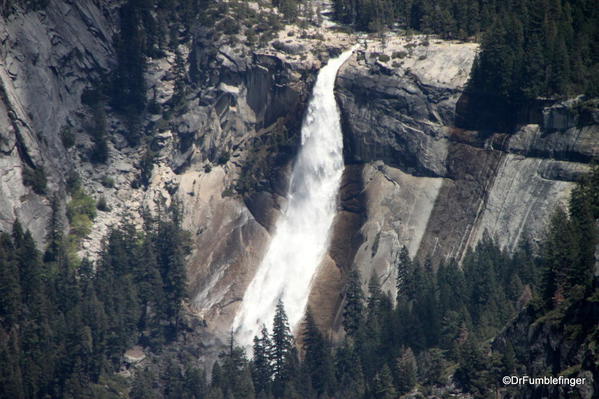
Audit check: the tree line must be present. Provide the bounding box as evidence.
[0,206,190,399]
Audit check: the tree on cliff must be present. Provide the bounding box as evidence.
[342,269,365,338]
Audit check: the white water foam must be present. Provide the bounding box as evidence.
[232,48,355,347]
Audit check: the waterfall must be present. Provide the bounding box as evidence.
[232,48,355,347]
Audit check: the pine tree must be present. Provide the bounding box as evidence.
[252,326,273,395]
[131,368,160,399]
[395,245,411,302]
[568,182,598,289]
[163,358,185,399]
[372,364,397,399]
[541,207,580,306]
[395,347,417,394]
[182,366,207,399]
[271,299,293,397]
[454,339,488,395]
[302,308,334,396]
[0,233,21,328]
[44,194,64,263]
[334,343,365,399]
[343,269,364,338]
[0,330,25,399]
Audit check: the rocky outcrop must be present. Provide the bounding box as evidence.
[331,35,598,309]
[0,1,116,243]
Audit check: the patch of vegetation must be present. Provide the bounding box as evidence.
[22,165,47,195]
[216,151,230,165]
[60,126,75,149]
[234,118,295,196]
[96,195,110,212]
[82,88,109,163]
[0,206,190,398]
[101,175,115,188]
[133,149,156,189]
[378,53,390,62]
[61,174,96,264]
[66,185,96,239]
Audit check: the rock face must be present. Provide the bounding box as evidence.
[0,1,116,243]
[321,35,599,335]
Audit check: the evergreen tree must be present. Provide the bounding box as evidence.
[334,342,366,399]
[395,245,412,302]
[541,208,579,306]
[252,326,273,395]
[342,269,364,338]
[302,308,334,396]
[44,194,64,263]
[182,366,207,399]
[0,233,21,328]
[271,299,293,397]
[131,368,160,399]
[372,364,397,399]
[395,347,417,394]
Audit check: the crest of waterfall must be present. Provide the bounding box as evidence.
[232,47,356,347]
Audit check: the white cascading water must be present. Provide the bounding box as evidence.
[232,48,355,347]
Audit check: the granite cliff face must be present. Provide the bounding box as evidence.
[0,1,116,243]
[0,2,597,348]
[309,35,598,335]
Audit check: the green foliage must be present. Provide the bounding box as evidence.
[82,88,110,163]
[463,0,598,129]
[64,181,97,267]
[96,196,110,212]
[395,347,417,394]
[342,269,365,338]
[540,165,599,307]
[111,1,147,140]
[216,151,230,166]
[0,204,190,398]
[235,119,296,196]
[66,186,96,241]
[101,175,115,188]
[61,127,76,149]
[22,165,47,195]
[302,308,335,396]
[273,0,299,22]
[136,149,156,188]
[271,299,294,396]
[252,326,273,396]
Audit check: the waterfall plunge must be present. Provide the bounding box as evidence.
[232,48,355,347]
